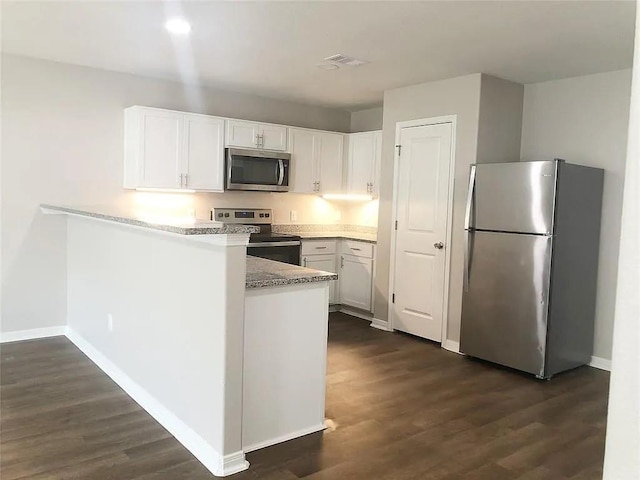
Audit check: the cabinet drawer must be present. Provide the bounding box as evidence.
[301,240,337,255]
[340,241,374,258]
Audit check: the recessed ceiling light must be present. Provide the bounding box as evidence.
[165,18,191,35]
[316,63,339,71]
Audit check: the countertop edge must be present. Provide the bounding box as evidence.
[246,273,339,289]
[41,204,260,236]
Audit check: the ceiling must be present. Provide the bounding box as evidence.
[1,1,636,111]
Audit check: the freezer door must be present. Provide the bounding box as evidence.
[470,161,557,235]
[460,231,552,377]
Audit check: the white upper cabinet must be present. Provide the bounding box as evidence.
[124,106,225,192]
[125,107,183,189]
[290,128,317,194]
[289,128,344,194]
[345,130,382,196]
[372,131,382,196]
[183,114,225,191]
[226,119,287,151]
[318,132,344,194]
[260,124,288,151]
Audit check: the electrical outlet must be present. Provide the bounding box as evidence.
[107,314,114,332]
[290,210,298,222]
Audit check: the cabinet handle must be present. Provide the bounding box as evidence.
[303,258,307,267]
[179,173,184,187]
[255,133,261,147]
[184,173,189,187]
[352,247,362,251]
[315,246,327,250]
[340,256,344,269]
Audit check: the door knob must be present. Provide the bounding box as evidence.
[434,242,444,250]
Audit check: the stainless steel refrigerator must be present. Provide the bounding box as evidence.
[459,159,604,379]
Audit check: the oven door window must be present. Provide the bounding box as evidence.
[230,155,280,185]
[247,245,301,266]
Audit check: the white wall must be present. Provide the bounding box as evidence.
[375,74,482,340]
[520,69,632,360]
[66,216,249,474]
[350,106,383,132]
[477,75,524,164]
[603,4,640,477]
[1,54,352,334]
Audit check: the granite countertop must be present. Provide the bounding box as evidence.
[297,231,377,243]
[40,205,259,236]
[246,256,338,289]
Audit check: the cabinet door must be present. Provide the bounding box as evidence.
[260,124,288,151]
[226,120,260,148]
[290,128,318,194]
[371,131,382,196]
[138,109,183,188]
[347,133,375,195]
[183,114,225,192]
[302,254,338,304]
[339,254,373,311]
[317,132,344,194]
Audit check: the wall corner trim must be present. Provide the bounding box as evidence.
[0,326,67,343]
[220,451,251,476]
[589,356,612,372]
[442,340,462,355]
[65,328,244,477]
[370,318,393,332]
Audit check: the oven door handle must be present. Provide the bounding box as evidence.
[277,159,285,186]
[247,241,301,248]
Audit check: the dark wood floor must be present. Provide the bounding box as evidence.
[1,312,609,479]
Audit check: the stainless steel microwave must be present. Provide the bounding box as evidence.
[225,148,291,192]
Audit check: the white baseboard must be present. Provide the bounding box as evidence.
[66,328,247,477]
[242,423,326,453]
[338,307,373,322]
[221,451,251,476]
[0,326,67,343]
[370,318,393,332]
[442,340,462,355]
[589,356,612,372]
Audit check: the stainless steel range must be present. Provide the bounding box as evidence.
[211,208,301,265]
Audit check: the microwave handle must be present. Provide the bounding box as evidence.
[277,159,285,186]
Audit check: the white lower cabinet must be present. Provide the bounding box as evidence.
[301,239,374,311]
[339,254,373,311]
[302,254,338,304]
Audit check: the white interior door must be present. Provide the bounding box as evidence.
[392,122,453,341]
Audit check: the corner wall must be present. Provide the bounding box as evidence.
[520,69,632,361]
[375,74,483,341]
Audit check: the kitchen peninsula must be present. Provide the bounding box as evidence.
[41,205,337,477]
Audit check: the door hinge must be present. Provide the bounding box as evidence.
[395,144,402,156]
[392,293,395,303]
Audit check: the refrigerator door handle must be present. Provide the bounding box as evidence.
[464,166,476,292]
[464,165,476,231]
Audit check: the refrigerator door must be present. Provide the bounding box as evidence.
[460,230,552,377]
[470,161,558,235]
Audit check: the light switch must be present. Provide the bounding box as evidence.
[290,210,298,222]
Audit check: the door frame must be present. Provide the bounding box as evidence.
[388,115,457,346]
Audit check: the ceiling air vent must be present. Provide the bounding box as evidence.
[324,54,369,67]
